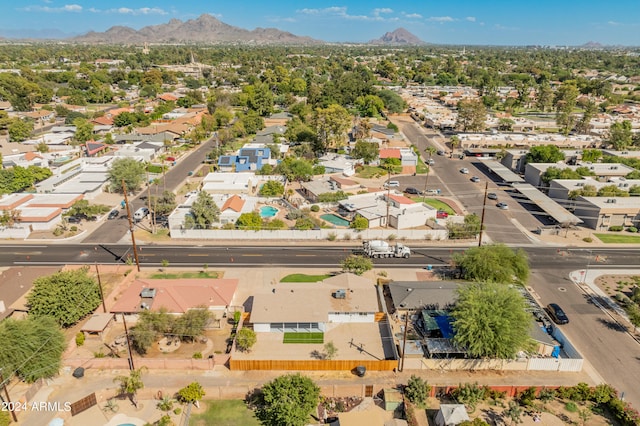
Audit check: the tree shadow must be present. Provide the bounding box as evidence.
[596,317,627,332]
[480,408,505,426]
[310,350,326,360]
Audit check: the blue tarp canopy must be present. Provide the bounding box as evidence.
[434,315,454,339]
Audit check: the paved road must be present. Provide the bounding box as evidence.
[528,265,640,409]
[394,118,533,245]
[1,244,639,269]
[82,137,216,244]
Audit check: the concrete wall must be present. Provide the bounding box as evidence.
[169,228,449,241]
[413,355,582,372]
[328,312,375,323]
[0,226,30,239]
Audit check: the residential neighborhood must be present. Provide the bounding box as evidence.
[1,11,640,426]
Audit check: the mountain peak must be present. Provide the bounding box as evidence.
[370,28,425,45]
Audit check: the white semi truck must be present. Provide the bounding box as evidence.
[360,240,411,258]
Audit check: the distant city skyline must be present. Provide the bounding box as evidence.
[1,0,639,46]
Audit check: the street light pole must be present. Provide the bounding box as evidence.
[583,249,593,285]
[478,182,489,247]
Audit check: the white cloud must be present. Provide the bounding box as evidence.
[465,16,476,22]
[428,16,455,22]
[402,13,423,19]
[88,7,168,16]
[22,3,82,13]
[296,6,396,21]
[494,24,519,31]
[607,21,621,26]
[372,8,393,17]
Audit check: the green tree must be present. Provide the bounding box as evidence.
[73,117,94,143]
[0,316,66,382]
[453,244,529,284]
[555,81,579,135]
[404,375,432,408]
[525,145,564,164]
[255,374,320,426]
[275,157,314,182]
[151,190,177,217]
[456,99,486,132]
[27,268,101,328]
[236,328,257,352]
[597,185,629,197]
[8,118,33,142]
[536,82,554,112]
[114,367,147,408]
[185,191,220,229]
[498,118,515,132]
[451,283,532,359]
[311,104,351,153]
[340,255,373,275]
[377,89,406,113]
[108,157,146,193]
[451,383,486,413]
[172,308,211,343]
[177,382,206,404]
[505,400,523,425]
[349,215,368,230]
[351,140,379,163]
[575,100,597,135]
[355,94,384,117]
[259,180,285,197]
[608,120,633,150]
[581,149,602,163]
[236,212,263,231]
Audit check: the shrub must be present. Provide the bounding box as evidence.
[517,387,537,407]
[286,209,305,220]
[327,232,337,241]
[310,205,320,212]
[387,234,397,241]
[75,332,85,347]
[70,225,78,232]
[404,375,431,407]
[626,226,638,233]
[582,237,593,243]
[173,408,182,415]
[564,401,578,412]
[609,225,624,232]
[53,227,64,236]
[192,352,203,359]
[343,233,351,240]
[94,351,105,358]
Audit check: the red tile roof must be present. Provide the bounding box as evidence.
[221,195,245,212]
[378,149,401,159]
[111,278,239,314]
[388,194,415,205]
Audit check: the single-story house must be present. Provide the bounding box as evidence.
[110,278,239,319]
[379,148,418,174]
[338,192,436,229]
[388,281,462,314]
[250,273,379,333]
[435,404,469,426]
[218,147,271,172]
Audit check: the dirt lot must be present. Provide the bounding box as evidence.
[594,274,640,300]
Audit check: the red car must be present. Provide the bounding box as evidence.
[436,211,449,219]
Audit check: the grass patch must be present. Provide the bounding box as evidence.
[190,400,260,426]
[150,271,220,279]
[420,198,456,214]
[280,274,331,283]
[415,156,429,174]
[356,165,385,179]
[283,332,324,344]
[594,233,640,244]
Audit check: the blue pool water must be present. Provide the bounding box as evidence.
[260,206,279,218]
[320,214,350,227]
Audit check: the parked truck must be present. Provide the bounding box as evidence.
[360,240,411,258]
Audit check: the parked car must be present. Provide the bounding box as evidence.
[425,189,442,195]
[427,159,435,165]
[496,202,509,210]
[404,187,420,195]
[436,210,449,219]
[107,210,119,220]
[66,216,81,224]
[460,168,469,174]
[384,180,400,188]
[470,176,480,183]
[437,150,445,156]
[133,207,149,221]
[546,303,569,325]
[487,193,498,200]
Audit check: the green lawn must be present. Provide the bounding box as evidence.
[280,274,331,282]
[594,233,640,244]
[150,271,220,279]
[190,400,260,426]
[416,156,429,174]
[420,198,456,215]
[356,165,385,179]
[283,332,324,344]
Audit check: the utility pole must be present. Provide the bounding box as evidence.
[386,167,391,228]
[122,179,141,272]
[121,314,135,371]
[478,181,489,247]
[583,249,593,285]
[0,370,18,423]
[95,262,107,313]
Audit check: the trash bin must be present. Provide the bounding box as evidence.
[72,367,85,378]
[426,264,433,271]
[355,366,366,377]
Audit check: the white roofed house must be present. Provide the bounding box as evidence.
[337,192,436,229]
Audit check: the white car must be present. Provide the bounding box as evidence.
[460,168,469,174]
[497,202,509,210]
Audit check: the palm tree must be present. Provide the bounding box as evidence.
[113,367,147,408]
[449,135,460,158]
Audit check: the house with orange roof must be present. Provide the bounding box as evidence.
[91,115,114,126]
[378,148,418,174]
[2,151,48,169]
[158,93,179,102]
[110,278,239,318]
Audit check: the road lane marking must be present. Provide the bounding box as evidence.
[295,254,316,257]
[241,254,263,257]
[187,254,209,257]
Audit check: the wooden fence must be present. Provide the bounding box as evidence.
[228,358,397,371]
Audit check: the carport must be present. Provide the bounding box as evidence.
[483,160,525,184]
[511,183,583,226]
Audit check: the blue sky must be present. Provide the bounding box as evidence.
[1,0,640,45]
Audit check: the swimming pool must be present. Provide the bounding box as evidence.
[320,214,350,227]
[259,206,279,218]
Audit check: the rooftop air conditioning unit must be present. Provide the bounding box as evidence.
[334,289,346,299]
[612,199,617,203]
[140,303,150,310]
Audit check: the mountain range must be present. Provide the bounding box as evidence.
[64,14,425,45]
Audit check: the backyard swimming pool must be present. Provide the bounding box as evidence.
[320,214,350,227]
[259,206,279,218]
